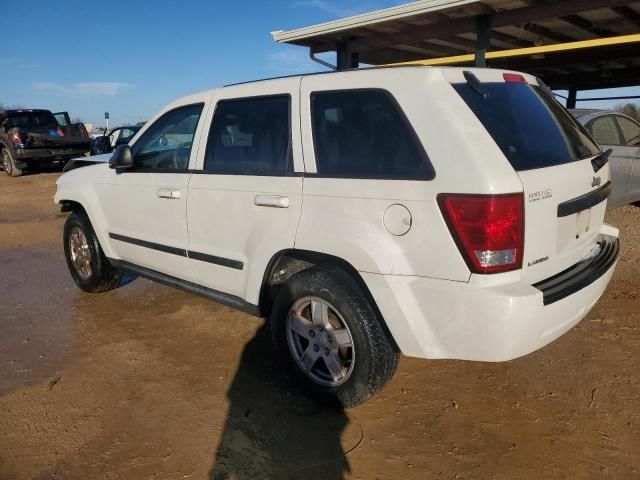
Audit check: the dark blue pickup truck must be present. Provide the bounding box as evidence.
[0,109,91,177]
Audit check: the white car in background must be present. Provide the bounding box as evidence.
[54,67,619,407]
[572,109,640,208]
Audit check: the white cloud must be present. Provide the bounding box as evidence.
[32,81,134,97]
[292,0,402,18]
[293,0,357,17]
[267,49,314,73]
[266,47,335,74]
[0,58,39,69]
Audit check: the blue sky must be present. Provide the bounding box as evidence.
[1,0,638,127]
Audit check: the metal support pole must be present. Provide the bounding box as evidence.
[309,48,337,70]
[475,15,492,68]
[567,88,577,109]
[336,42,359,70]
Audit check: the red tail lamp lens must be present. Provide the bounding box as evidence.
[438,193,524,274]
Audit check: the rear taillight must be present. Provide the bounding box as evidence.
[438,193,524,274]
[81,125,89,138]
[9,132,23,147]
[56,128,65,137]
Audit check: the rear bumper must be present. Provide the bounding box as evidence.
[362,227,619,362]
[15,148,90,161]
[533,235,618,305]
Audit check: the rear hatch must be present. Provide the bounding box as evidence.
[448,69,609,283]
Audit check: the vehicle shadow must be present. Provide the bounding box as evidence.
[209,322,353,480]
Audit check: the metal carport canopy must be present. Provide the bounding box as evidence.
[271,0,640,92]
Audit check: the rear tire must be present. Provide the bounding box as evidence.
[270,264,399,409]
[2,150,22,177]
[63,211,124,293]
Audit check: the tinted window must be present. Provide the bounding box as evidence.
[53,112,69,125]
[454,83,600,171]
[590,116,622,146]
[311,90,433,179]
[7,111,57,128]
[132,104,203,171]
[204,96,291,175]
[616,116,640,146]
[119,127,138,143]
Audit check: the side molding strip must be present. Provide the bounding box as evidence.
[109,232,186,257]
[188,251,244,270]
[109,233,244,270]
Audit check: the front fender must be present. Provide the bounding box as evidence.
[54,164,116,259]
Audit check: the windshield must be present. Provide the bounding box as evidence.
[454,82,600,171]
[6,111,58,129]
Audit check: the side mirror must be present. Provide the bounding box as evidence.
[109,144,133,169]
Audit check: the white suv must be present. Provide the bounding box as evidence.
[55,67,619,407]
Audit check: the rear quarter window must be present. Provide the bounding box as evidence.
[616,116,640,147]
[454,82,600,171]
[310,89,434,179]
[590,116,622,146]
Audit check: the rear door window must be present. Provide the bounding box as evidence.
[310,89,434,179]
[454,82,600,171]
[590,116,622,146]
[204,95,291,175]
[616,116,640,147]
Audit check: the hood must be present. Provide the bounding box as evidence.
[63,153,112,172]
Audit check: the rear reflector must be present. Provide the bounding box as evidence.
[438,193,524,274]
[503,73,527,84]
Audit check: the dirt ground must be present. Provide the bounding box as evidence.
[0,171,639,480]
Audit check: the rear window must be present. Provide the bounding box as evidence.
[6,111,58,129]
[454,82,600,171]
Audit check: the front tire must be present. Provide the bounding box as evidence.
[2,149,22,177]
[271,264,399,408]
[63,211,124,293]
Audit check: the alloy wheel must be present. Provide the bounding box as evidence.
[3,153,11,176]
[69,226,92,280]
[286,296,355,387]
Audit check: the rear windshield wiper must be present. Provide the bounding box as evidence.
[463,71,487,99]
[592,148,612,173]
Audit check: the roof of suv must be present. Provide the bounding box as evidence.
[223,64,430,88]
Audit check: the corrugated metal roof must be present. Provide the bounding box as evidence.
[272,0,640,90]
[271,0,480,43]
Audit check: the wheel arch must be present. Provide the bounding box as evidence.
[55,189,116,259]
[59,199,87,214]
[259,249,400,352]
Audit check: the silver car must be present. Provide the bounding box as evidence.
[572,109,640,208]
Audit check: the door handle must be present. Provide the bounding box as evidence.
[254,195,290,208]
[157,188,181,199]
